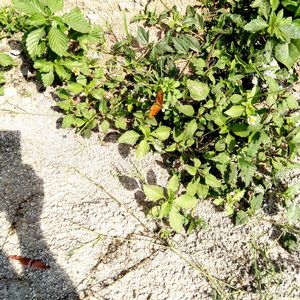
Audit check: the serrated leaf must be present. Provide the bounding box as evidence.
[177,105,195,116]
[173,36,189,54]
[235,211,249,225]
[211,152,230,164]
[187,79,209,101]
[143,185,165,201]
[47,0,64,13]
[250,193,263,212]
[12,0,45,15]
[136,139,150,159]
[41,71,54,86]
[34,59,53,72]
[62,114,75,128]
[55,65,71,80]
[224,105,244,118]
[275,40,300,68]
[151,126,171,141]
[174,194,198,210]
[238,157,256,187]
[205,173,222,188]
[0,53,15,67]
[243,19,268,32]
[115,117,127,130]
[48,27,68,57]
[62,7,91,33]
[167,174,180,193]
[231,123,249,137]
[286,202,300,225]
[169,208,184,233]
[118,130,140,145]
[100,120,110,134]
[197,183,209,199]
[26,27,46,59]
[66,82,83,94]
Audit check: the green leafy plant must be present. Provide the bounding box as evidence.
[0,52,16,95]
[12,0,104,87]
[143,173,206,233]
[0,6,26,38]
[1,0,299,240]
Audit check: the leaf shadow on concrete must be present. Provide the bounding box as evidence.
[0,130,79,300]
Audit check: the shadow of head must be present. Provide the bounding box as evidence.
[0,130,79,299]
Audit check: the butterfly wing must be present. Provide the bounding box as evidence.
[31,259,50,270]
[149,103,162,119]
[8,255,49,270]
[148,90,164,119]
[156,90,164,106]
[9,255,31,267]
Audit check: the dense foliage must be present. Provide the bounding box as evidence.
[1,0,299,249]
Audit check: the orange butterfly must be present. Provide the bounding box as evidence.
[9,255,50,270]
[149,90,163,119]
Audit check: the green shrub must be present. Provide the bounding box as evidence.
[3,0,300,244]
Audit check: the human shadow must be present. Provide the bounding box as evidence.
[0,130,78,300]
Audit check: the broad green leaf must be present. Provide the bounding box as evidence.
[55,65,71,80]
[243,19,268,32]
[275,40,300,68]
[186,181,198,196]
[280,232,298,252]
[62,7,91,33]
[90,88,105,100]
[211,152,230,164]
[48,27,68,57]
[0,53,16,67]
[185,165,197,176]
[41,71,54,86]
[205,173,222,188]
[238,157,256,187]
[66,82,83,94]
[187,79,209,101]
[235,211,249,225]
[159,202,172,218]
[118,130,140,145]
[224,105,244,118]
[100,120,110,134]
[27,13,47,26]
[115,117,127,130]
[169,208,184,233]
[137,26,149,44]
[34,59,53,72]
[286,202,300,225]
[174,194,198,210]
[186,119,198,138]
[167,174,180,193]
[177,105,195,116]
[151,126,171,141]
[231,123,249,137]
[136,139,150,159]
[229,94,243,104]
[12,0,45,15]
[143,185,164,201]
[197,183,209,199]
[62,114,75,128]
[173,36,189,54]
[270,0,280,11]
[47,0,64,13]
[26,27,46,59]
[286,95,299,109]
[250,193,263,212]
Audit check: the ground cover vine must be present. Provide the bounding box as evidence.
[0,0,300,251]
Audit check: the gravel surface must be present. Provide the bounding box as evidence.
[0,1,299,299]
